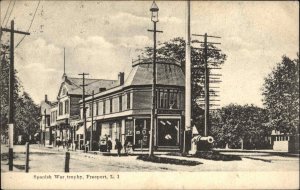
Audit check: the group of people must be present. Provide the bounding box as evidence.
[102,136,133,157]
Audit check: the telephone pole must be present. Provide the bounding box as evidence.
[79,72,89,153]
[193,33,221,137]
[90,90,94,151]
[1,20,30,171]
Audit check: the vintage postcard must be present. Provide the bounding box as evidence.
[0,0,299,189]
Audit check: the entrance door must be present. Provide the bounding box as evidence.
[134,119,150,148]
[157,119,179,146]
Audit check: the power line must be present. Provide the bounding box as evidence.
[1,0,12,26]
[15,0,40,48]
[4,0,16,27]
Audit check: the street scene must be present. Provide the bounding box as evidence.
[0,0,299,189]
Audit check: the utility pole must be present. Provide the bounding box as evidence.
[204,33,209,136]
[148,1,163,156]
[1,20,30,171]
[79,72,89,153]
[90,90,94,151]
[192,33,221,137]
[184,0,192,154]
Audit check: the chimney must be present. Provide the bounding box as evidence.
[118,72,124,86]
[45,94,48,102]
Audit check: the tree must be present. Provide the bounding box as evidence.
[1,43,40,142]
[262,54,299,134]
[210,104,270,149]
[140,37,227,134]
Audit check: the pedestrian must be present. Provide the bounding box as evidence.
[107,138,112,153]
[115,139,123,157]
[124,139,128,154]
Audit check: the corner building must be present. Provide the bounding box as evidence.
[81,58,185,151]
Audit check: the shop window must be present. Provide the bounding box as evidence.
[157,119,180,146]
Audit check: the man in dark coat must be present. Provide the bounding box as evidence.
[115,139,123,157]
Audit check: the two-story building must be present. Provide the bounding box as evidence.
[48,74,118,148]
[79,58,185,151]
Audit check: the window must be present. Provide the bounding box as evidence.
[110,98,113,113]
[89,103,92,117]
[96,101,99,116]
[65,100,69,114]
[59,102,63,115]
[103,101,106,114]
[119,96,122,111]
[169,90,178,109]
[62,88,67,96]
[158,89,179,109]
[127,93,131,109]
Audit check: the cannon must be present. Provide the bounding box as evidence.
[190,135,214,154]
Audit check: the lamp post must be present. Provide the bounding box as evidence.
[149,1,159,156]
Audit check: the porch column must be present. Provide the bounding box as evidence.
[121,119,125,144]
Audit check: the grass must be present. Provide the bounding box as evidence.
[166,151,242,161]
[136,155,202,166]
[193,151,242,161]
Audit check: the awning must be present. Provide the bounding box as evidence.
[56,119,68,126]
[70,119,83,127]
[76,123,92,135]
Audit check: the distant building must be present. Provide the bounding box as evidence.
[39,95,53,146]
[271,130,299,153]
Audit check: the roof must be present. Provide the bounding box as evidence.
[124,58,185,87]
[64,77,118,95]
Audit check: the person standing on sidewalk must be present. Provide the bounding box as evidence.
[115,139,123,157]
[107,137,112,153]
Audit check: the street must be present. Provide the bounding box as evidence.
[1,145,299,172]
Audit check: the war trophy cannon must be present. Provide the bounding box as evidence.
[189,135,214,154]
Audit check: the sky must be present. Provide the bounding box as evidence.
[0,0,299,107]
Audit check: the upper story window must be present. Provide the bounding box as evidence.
[127,93,131,110]
[103,100,106,114]
[59,102,63,115]
[62,88,67,96]
[65,100,69,114]
[89,103,92,117]
[158,89,179,109]
[96,101,99,116]
[110,98,113,113]
[169,90,178,109]
[119,96,122,111]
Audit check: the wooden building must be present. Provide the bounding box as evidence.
[78,58,185,151]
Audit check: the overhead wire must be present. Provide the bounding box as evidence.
[4,0,16,27]
[15,0,41,48]
[1,0,12,26]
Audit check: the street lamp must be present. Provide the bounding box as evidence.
[150,1,159,22]
[149,1,159,156]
